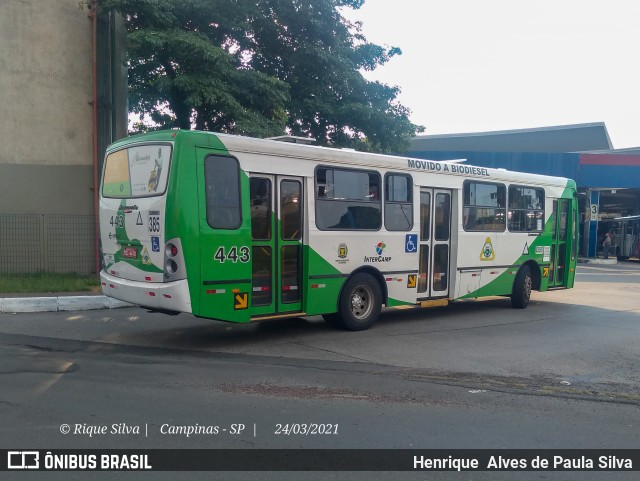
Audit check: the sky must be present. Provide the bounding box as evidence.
[342,0,640,148]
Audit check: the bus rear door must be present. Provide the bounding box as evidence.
[249,174,304,318]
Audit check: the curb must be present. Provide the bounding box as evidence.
[0,296,134,314]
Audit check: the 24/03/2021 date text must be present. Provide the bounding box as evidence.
[274,424,339,435]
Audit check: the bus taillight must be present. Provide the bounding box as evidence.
[166,243,178,258]
[165,259,178,275]
[165,243,179,274]
[164,240,185,280]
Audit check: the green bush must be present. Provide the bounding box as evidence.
[0,273,100,294]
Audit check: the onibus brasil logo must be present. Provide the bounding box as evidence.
[364,242,391,263]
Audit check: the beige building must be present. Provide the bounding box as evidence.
[0,0,126,275]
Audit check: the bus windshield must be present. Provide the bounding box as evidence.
[102,144,172,198]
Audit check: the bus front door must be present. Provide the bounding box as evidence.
[417,188,452,300]
[249,174,304,317]
[550,199,569,287]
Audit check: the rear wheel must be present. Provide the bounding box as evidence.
[335,273,382,331]
[511,265,532,309]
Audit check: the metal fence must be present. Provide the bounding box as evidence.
[0,214,96,275]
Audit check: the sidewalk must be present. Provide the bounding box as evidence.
[0,290,133,314]
[577,257,618,265]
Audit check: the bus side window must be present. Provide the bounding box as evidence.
[204,155,242,230]
[250,177,271,240]
[315,166,381,230]
[507,185,544,232]
[384,173,413,231]
[463,181,506,232]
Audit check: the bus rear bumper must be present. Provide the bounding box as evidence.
[100,271,192,314]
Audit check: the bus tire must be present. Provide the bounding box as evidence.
[511,265,532,309]
[336,273,382,331]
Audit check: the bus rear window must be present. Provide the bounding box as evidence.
[102,144,172,198]
[204,155,242,229]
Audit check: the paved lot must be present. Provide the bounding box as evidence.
[0,262,639,480]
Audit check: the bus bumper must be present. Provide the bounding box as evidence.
[100,271,192,314]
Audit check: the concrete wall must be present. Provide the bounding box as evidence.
[0,0,94,215]
[0,165,94,214]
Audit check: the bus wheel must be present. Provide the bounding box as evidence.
[337,273,382,331]
[511,265,532,309]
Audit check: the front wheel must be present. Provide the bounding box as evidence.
[336,273,382,331]
[511,265,532,309]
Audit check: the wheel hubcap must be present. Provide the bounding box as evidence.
[350,286,373,319]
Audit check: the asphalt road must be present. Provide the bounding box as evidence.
[1,262,639,480]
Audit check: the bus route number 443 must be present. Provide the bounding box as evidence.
[214,246,250,263]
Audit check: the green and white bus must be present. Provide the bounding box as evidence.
[99,130,578,330]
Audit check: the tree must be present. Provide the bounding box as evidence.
[98,0,290,137]
[248,0,423,152]
[99,0,424,152]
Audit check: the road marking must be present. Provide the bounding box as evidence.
[578,266,640,272]
[576,272,640,276]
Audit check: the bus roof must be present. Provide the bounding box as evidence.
[107,129,575,188]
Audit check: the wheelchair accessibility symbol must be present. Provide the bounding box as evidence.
[405,234,418,253]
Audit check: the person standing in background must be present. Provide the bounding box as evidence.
[603,232,613,259]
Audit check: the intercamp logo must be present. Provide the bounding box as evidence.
[363,242,391,263]
[8,451,39,469]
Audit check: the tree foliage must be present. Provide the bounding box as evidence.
[99,0,424,152]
